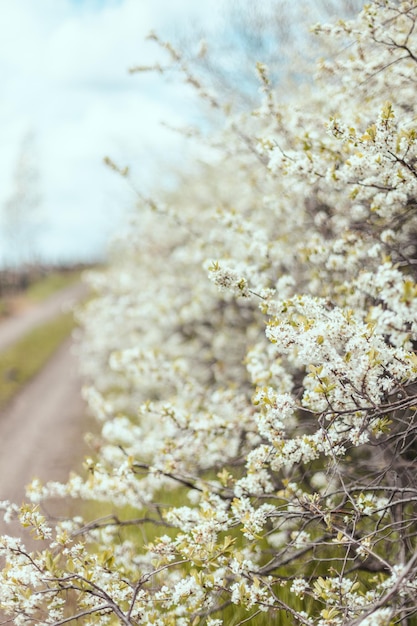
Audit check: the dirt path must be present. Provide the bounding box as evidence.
[0,338,88,546]
[0,338,86,505]
[0,281,88,352]
[0,285,90,542]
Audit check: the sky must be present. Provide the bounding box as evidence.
[0,0,227,266]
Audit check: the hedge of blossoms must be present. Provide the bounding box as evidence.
[2,1,417,624]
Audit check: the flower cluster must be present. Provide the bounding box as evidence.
[2,2,417,624]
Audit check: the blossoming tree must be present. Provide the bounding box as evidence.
[2,1,417,624]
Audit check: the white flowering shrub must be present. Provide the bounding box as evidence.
[3,2,417,624]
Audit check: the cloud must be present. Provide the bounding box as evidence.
[0,0,220,265]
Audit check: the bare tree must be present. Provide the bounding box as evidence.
[2,131,43,268]
[163,0,365,109]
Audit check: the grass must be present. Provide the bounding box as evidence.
[26,269,83,302]
[0,268,84,319]
[0,311,76,409]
